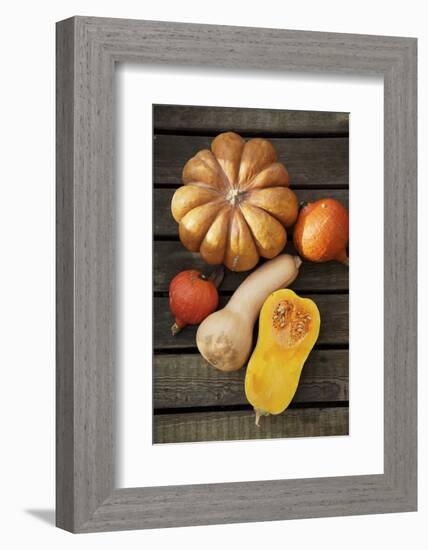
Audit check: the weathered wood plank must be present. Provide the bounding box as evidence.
[154,188,349,236]
[154,135,349,187]
[153,241,349,292]
[153,407,349,443]
[154,350,348,409]
[154,294,348,349]
[153,105,349,136]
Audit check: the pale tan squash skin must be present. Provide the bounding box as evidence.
[171,132,298,272]
[196,255,302,371]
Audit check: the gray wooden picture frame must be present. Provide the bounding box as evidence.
[56,16,417,533]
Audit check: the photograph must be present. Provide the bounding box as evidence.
[152,104,349,444]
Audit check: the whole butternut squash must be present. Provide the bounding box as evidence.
[196,255,301,372]
[245,289,320,425]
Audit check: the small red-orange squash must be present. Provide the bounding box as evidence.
[171,132,298,272]
[169,269,220,335]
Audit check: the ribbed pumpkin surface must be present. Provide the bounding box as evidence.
[171,132,298,272]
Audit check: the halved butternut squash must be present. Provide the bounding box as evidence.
[245,289,321,425]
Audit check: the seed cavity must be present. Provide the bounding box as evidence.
[272,300,311,345]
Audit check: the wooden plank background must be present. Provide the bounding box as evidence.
[153,104,349,444]
[154,135,349,187]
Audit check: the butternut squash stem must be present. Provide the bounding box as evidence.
[254,408,269,427]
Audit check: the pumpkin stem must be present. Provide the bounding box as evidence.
[207,266,225,288]
[226,188,240,206]
[171,322,183,336]
[336,249,349,266]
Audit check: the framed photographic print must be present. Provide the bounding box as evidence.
[150,104,350,446]
[56,16,417,532]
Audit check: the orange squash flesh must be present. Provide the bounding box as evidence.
[245,289,320,425]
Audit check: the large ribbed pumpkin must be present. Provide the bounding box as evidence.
[171,132,298,272]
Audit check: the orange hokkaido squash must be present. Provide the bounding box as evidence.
[171,132,298,272]
[293,198,349,265]
[245,289,320,425]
